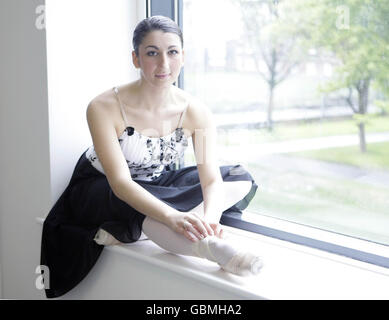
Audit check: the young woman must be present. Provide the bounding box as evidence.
[40,15,262,299]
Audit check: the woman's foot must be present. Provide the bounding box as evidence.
[192,236,263,276]
[220,251,263,276]
[94,228,122,246]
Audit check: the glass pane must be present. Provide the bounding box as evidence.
[183,0,389,245]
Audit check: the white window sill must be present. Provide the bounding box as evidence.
[36,217,389,299]
[242,211,389,259]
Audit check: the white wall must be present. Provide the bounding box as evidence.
[0,0,144,299]
[46,0,140,201]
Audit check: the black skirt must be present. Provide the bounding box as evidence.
[40,150,258,298]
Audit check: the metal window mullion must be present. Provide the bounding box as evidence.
[220,212,389,269]
[149,0,185,169]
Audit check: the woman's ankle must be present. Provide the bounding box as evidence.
[192,236,237,265]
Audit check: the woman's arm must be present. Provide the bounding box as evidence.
[190,99,226,231]
[86,98,210,241]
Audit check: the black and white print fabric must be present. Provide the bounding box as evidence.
[86,126,188,181]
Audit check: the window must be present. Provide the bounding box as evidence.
[151,0,389,267]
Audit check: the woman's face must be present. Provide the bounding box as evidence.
[133,30,184,88]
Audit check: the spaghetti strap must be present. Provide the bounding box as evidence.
[113,87,129,127]
[177,103,188,128]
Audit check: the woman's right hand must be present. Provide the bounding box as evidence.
[166,211,214,242]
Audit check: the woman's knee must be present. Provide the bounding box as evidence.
[224,180,252,199]
[190,180,252,217]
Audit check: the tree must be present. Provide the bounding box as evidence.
[236,0,305,131]
[296,0,389,152]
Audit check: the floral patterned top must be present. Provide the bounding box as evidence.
[86,87,189,181]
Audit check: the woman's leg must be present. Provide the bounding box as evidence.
[142,215,262,275]
[141,180,262,275]
[142,179,252,254]
[94,180,252,246]
[191,180,253,217]
[142,216,240,264]
[141,215,197,256]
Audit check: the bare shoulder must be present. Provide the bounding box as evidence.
[86,87,121,134]
[85,87,133,187]
[176,89,214,130]
[87,87,117,114]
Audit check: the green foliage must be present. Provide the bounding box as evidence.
[352,112,374,125]
[375,100,389,114]
[298,0,389,93]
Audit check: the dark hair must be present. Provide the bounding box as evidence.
[132,15,183,56]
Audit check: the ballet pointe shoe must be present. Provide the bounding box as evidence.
[94,228,122,246]
[193,236,263,276]
[220,251,263,276]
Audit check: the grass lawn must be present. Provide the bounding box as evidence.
[183,71,389,245]
[185,115,389,244]
[244,161,389,245]
[293,141,389,171]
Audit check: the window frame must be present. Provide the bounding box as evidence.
[148,0,389,269]
[147,0,184,89]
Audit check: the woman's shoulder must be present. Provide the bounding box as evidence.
[172,87,214,129]
[86,86,123,133]
[172,86,207,113]
[88,87,118,110]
